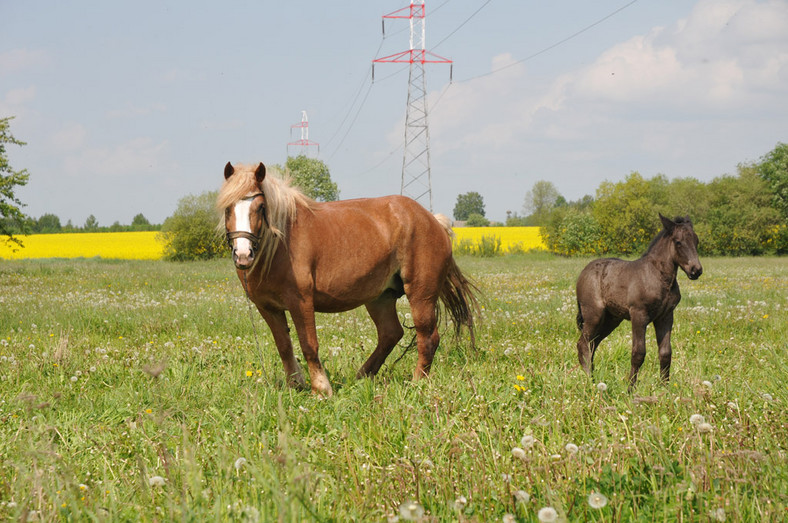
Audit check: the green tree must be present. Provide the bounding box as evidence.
[84,215,99,231]
[36,213,62,233]
[592,172,668,254]
[757,142,788,221]
[523,180,562,225]
[453,192,485,221]
[132,213,151,227]
[158,191,226,261]
[279,155,339,201]
[703,165,781,255]
[0,116,30,248]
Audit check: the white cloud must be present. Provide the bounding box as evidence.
[0,48,49,73]
[61,137,172,178]
[106,103,167,119]
[0,86,37,116]
[51,123,88,151]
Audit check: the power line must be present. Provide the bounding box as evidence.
[460,0,640,82]
[431,0,494,52]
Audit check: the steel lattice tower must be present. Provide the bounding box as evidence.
[374,1,451,211]
[287,111,320,157]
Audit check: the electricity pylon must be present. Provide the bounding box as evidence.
[373,1,452,211]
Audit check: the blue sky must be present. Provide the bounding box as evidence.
[2,0,787,225]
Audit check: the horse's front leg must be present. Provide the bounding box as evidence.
[653,311,674,383]
[289,300,333,397]
[628,312,649,391]
[258,307,307,390]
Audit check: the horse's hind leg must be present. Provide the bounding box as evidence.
[357,293,404,379]
[628,312,650,391]
[408,298,440,379]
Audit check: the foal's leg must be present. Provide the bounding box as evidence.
[653,311,674,383]
[357,294,404,378]
[577,307,621,375]
[288,300,333,397]
[257,307,307,390]
[628,311,650,390]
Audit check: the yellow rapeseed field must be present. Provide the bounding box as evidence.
[452,226,545,253]
[0,227,544,261]
[0,232,163,260]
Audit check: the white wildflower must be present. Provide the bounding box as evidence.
[520,434,536,449]
[596,382,608,392]
[511,447,526,459]
[565,443,579,454]
[234,457,247,470]
[513,490,530,503]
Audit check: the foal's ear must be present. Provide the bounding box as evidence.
[224,162,234,180]
[659,213,675,231]
[254,162,266,184]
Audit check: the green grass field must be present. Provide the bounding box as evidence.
[0,255,785,521]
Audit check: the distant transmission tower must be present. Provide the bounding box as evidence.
[373,1,452,211]
[287,110,320,157]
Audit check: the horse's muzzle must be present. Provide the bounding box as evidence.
[687,265,703,280]
[233,249,255,270]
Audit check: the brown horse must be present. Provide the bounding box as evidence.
[576,214,702,389]
[218,162,479,397]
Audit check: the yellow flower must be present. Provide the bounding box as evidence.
[516,375,525,381]
[246,370,253,377]
[145,408,152,414]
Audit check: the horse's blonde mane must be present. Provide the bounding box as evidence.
[217,163,314,274]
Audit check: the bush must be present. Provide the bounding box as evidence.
[466,213,490,227]
[158,192,227,261]
[544,210,602,256]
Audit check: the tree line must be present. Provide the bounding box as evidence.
[452,142,787,256]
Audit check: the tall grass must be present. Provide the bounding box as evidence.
[0,256,785,521]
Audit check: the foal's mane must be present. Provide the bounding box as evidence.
[644,216,692,255]
[217,163,314,274]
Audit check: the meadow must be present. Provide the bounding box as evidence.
[0,255,785,521]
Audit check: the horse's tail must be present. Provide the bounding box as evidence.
[440,257,481,348]
[434,213,481,347]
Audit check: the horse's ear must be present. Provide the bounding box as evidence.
[659,213,675,231]
[254,162,266,184]
[224,162,234,180]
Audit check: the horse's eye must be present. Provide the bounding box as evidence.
[675,240,682,247]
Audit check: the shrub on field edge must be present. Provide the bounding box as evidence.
[158,191,227,261]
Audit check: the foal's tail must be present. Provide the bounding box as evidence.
[434,213,481,347]
[576,300,584,331]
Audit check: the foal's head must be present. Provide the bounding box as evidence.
[660,214,703,280]
[221,162,267,270]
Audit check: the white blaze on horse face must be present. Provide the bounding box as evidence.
[232,199,254,259]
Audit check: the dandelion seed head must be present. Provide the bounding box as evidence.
[689,414,705,425]
[234,457,248,470]
[511,447,526,459]
[453,495,467,511]
[514,490,530,503]
[520,434,536,448]
[537,506,558,522]
[70,376,78,382]
[697,422,713,433]
[398,501,424,521]
[709,507,726,522]
[596,382,608,392]
[588,491,608,509]
[702,380,713,389]
[148,476,166,487]
[565,443,579,454]
[503,514,516,523]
